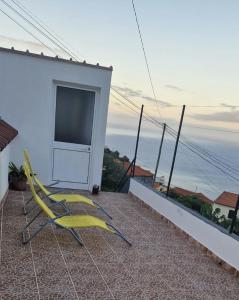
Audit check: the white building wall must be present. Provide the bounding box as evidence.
[0,145,10,202]
[213,203,238,218]
[0,50,112,190]
[130,179,239,271]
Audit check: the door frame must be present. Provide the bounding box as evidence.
[51,80,100,189]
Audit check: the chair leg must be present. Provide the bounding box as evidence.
[107,223,132,246]
[24,203,40,216]
[23,186,42,215]
[67,228,84,246]
[94,201,112,219]
[23,209,43,231]
[22,222,49,244]
[62,203,71,214]
[23,195,34,215]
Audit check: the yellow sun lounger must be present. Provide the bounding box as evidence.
[23,149,111,219]
[22,163,131,246]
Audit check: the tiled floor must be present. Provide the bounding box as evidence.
[0,190,239,300]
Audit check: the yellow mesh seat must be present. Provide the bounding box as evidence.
[50,194,95,205]
[23,149,111,219]
[22,162,131,246]
[55,215,114,232]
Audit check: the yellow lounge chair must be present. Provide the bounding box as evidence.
[22,163,131,246]
[23,149,112,219]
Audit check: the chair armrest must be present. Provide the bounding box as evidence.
[46,180,60,188]
[48,199,66,207]
[53,211,71,220]
[45,189,66,197]
[48,200,71,215]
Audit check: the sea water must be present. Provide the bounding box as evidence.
[105,133,239,200]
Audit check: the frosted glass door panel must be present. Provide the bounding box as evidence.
[55,86,95,145]
[53,149,89,183]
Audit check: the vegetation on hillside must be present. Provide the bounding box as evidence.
[169,193,239,235]
[101,147,130,192]
[101,147,239,235]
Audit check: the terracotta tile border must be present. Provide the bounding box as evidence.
[129,192,239,278]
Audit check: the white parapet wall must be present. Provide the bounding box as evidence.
[129,178,239,271]
[0,145,10,203]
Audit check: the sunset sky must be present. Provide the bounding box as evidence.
[0,0,238,143]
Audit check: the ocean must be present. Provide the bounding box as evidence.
[105,133,239,200]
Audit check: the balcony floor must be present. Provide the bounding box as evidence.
[0,189,239,299]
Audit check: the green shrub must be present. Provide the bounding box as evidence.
[101,148,129,192]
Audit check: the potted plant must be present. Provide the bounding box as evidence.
[8,162,27,191]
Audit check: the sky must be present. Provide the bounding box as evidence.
[0,1,239,125]
[0,1,238,162]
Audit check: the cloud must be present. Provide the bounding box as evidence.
[140,95,172,107]
[192,110,239,123]
[113,86,143,97]
[0,35,66,57]
[112,85,172,107]
[220,103,238,111]
[165,84,184,92]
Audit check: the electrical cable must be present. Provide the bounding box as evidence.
[131,0,161,118]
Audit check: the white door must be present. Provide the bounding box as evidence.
[52,85,95,189]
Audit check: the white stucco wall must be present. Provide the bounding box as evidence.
[0,145,10,203]
[130,179,239,271]
[213,203,238,218]
[0,49,112,190]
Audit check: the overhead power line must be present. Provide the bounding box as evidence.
[9,0,83,61]
[131,0,161,118]
[184,125,239,134]
[0,0,79,60]
[182,105,239,108]
[160,105,239,108]
[112,92,239,185]
[1,0,238,186]
[181,137,239,176]
[0,6,57,55]
[166,127,239,183]
[111,92,239,182]
[177,148,220,194]
[111,91,239,182]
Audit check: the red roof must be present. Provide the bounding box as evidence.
[0,119,18,151]
[123,162,153,177]
[153,182,161,189]
[214,191,238,208]
[171,187,212,204]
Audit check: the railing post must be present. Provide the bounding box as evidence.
[115,158,135,192]
[152,123,166,187]
[132,104,144,177]
[229,194,239,234]
[166,105,186,196]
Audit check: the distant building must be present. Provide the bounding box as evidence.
[170,187,213,205]
[122,161,154,185]
[123,161,153,177]
[213,191,238,218]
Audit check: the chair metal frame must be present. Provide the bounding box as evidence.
[22,197,132,246]
[23,177,112,219]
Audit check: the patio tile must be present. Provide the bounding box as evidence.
[1,190,239,299]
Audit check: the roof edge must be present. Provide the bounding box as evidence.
[0,46,113,71]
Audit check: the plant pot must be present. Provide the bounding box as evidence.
[10,177,27,191]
